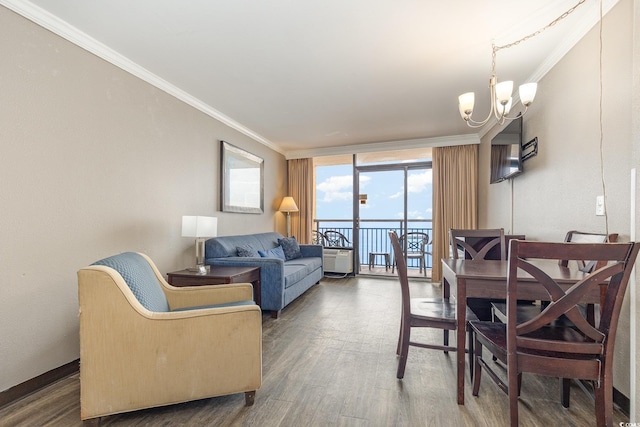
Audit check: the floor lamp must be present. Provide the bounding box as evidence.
[279,196,299,237]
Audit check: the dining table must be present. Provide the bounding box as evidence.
[440,258,601,405]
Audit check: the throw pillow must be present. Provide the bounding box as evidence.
[278,236,302,261]
[258,245,286,261]
[237,245,259,257]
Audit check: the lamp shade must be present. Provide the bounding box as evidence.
[181,216,218,238]
[279,196,299,213]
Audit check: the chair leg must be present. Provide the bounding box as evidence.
[560,378,570,408]
[594,375,613,427]
[443,329,449,354]
[245,391,256,406]
[468,327,474,382]
[397,323,411,379]
[509,364,519,427]
[396,315,404,355]
[472,335,482,396]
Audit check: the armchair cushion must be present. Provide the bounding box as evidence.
[92,252,169,312]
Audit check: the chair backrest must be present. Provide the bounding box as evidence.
[389,231,411,314]
[450,228,506,260]
[323,230,350,247]
[559,230,619,272]
[506,240,638,360]
[399,232,429,254]
[92,252,170,312]
[312,230,326,246]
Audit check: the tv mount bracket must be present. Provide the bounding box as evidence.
[522,137,538,162]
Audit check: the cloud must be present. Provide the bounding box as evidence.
[317,175,371,202]
[389,170,432,199]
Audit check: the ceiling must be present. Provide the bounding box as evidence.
[3,0,616,157]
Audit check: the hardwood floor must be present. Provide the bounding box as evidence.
[0,276,628,426]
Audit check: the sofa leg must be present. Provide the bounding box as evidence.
[245,391,256,406]
[271,310,280,319]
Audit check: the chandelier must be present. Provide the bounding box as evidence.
[458,0,586,128]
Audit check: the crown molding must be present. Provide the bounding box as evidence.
[285,134,480,160]
[0,0,283,154]
[527,0,619,84]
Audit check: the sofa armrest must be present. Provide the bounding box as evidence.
[300,244,323,258]
[206,257,285,311]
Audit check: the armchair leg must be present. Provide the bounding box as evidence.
[271,310,281,319]
[245,391,256,406]
[83,417,101,426]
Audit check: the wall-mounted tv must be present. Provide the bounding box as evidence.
[489,116,523,184]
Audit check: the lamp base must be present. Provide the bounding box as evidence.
[187,265,209,274]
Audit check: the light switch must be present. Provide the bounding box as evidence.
[596,195,605,216]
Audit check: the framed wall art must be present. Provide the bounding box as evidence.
[220,141,264,214]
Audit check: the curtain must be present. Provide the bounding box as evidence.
[287,158,313,244]
[431,144,478,282]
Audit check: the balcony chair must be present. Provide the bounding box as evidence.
[77,252,262,423]
[312,229,326,246]
[391,231,431,276]
[322,230,350,247]
[469,240,639,427]
[389,231,478,380]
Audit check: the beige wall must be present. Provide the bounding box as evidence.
[480,0,637,399]
[0,6,286,392]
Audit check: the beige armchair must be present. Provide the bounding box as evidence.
[77,252,262,422]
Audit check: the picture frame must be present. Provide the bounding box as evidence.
[220,141,264,214]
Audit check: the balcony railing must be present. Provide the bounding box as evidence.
[314,219,433,270]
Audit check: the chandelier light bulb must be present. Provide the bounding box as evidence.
[458,92,475,118]
[495,81,513,104]
[495,97,513,116]
[519,83,537,106]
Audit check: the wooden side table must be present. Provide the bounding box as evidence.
[167,265,261,307]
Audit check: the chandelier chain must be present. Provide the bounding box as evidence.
[493,0,587,53]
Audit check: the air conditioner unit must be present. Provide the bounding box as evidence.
[323,248,353,274]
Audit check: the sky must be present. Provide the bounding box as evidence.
[315,164,433,225]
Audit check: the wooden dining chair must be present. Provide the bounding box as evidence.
[450,228,506,322]
[389,231,478,380]
[449,228,506,262]
[470,240,639,427]
[490,231,618,407]
[492,231,618,322]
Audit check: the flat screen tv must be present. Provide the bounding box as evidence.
[489,116,523,184]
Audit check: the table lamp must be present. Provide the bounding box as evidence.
[278,196,299,237]
[182,216,217,272]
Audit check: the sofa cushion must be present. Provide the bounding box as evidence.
[205,232,284,258]
[92,252,170,312]
[283,257,323,288]
[259,245,286,260]
[278,236,302,260]
[237,245,259,257]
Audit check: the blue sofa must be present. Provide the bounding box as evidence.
[204,232,323,317]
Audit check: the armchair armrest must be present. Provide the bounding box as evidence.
[162,282,255,311]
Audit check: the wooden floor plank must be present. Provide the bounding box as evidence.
[0,275,628,426]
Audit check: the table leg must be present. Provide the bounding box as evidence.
[456,277,466,405]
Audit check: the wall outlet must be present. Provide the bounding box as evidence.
[596,195,605,216]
